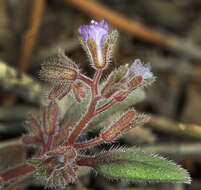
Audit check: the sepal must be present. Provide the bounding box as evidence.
[48,83,71,100]
[126,59,156,89]
[102,30,118,66]
[72,81,88,103]
[87,38,99,68]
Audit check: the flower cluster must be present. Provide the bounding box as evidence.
[0,19,190,189]
[101,59,155,102]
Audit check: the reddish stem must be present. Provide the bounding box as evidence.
[77,74,93,87]
[73,136,103,149]
[94,98,117,116]
[92,69,102,96]
[0,164,35,182]
[65,69,102,145]
[5,173,32,190]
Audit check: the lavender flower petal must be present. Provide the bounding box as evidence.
[78,19,109,50]
[128,59,153,79]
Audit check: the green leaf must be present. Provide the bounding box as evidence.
[95,148,191,184]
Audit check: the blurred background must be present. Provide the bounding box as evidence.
[1,0,201,189]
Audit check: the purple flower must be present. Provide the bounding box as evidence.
[127,59,153,80]
[78,19,109,50]
[78,19,117,69]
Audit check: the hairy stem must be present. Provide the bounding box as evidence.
[5,173,32,190]
[92,69,102,96]
[94,98,117,116]
[66,69,102,145]
[0,164,35,182]
[77,74,93,87]
[73,136,103,149]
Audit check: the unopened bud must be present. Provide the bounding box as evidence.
[40,51,78,83]
[27,116,42,137]
[101,66,128,98]
[101,110,136,142]
[43,102,59,136]
[72,81,87,103]
[40,65,77,83]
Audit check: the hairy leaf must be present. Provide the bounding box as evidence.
[95,148,191,183]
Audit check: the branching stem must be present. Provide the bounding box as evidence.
[77,74,93,87]
[0,164,35,182]
[65,69,102,145]
[94,98,117,116]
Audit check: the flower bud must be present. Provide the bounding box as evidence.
[101,110,136,142]
[43,102,59,136]
[40,50,78,83]
[72,81,87,103]
[26,115,42,137]
[101,65,128,98]
[40,65,77,83]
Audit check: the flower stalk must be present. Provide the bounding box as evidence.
[66,68,102,145]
